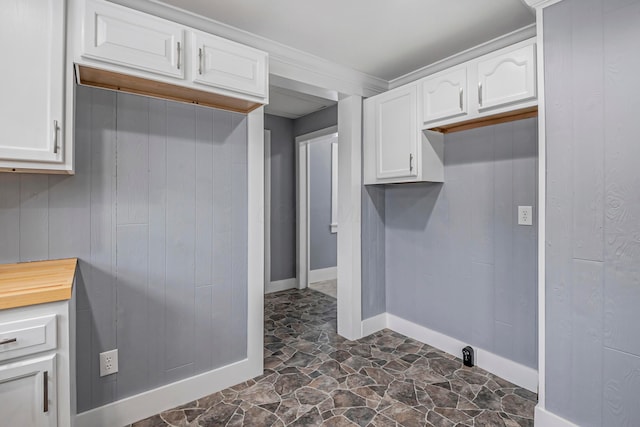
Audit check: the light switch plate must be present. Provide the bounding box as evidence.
[518,206,533,226]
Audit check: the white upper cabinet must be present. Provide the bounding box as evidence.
[83,0,185,79]
[421,68,467,125]
[477,44,536,111]
[374,85,419,180]
[192,32,268,98]
[0,0,65,169]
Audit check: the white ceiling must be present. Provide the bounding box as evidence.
[265,86,336,119]
[156,0,534,81]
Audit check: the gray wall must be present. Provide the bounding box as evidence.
[309,140,337,271]
[0,86,248,413]
[265,114,296,282]
[383,118,538,369]
[362,185,386,319]
[544,0,640,424]
[293,105,337,138]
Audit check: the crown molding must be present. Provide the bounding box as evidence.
[523,0,565,8]
[107,0,388,98]
[389,24,536,89]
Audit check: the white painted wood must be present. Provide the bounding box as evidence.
[75,358,257,427]
[0,0,65,169]
[361,313,387,337]
[337,95,363,340]
[265,278,298,294]
[309,267,337,284]
[0,295,74,427]
[477,43,536,111]
[192,31,268,98]
[373,85,418,180]
[0,354,57,427]
[534,405,579,427]
[330,142,338,234]
[421,67,468,124]
[0,315,57,362]
[83,0,184,78]
[264,130,271,289]
[386,314,538,392]
[246,107,265,379]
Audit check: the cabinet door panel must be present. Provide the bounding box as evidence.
[0,355,56,427]
[477,44,536,111]
[192,32,267,98]
[83,0,184,79]
[376,87,418,179]
[0,0,64,163]
[422,68,467,124]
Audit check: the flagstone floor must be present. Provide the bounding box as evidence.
[131,288,536,426]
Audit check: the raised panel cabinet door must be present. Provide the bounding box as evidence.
[375,86,418,179]
[83,0,185,79]
[0,0,64,163]
[477,44,536,111]
[0,355,56,427]
[421,68,467,124]
[192,32,268,98]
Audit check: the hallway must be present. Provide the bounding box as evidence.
[132,289,536,426]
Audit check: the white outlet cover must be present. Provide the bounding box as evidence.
[99,349,119,377]
[518,206,533,226]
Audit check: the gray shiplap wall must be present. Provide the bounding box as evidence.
[361,185,386,319]
[264,114,296,282]
[293,105,337,138]
[383,119,538,369]
[309,140,337,271]
[0,86,248,412]
[544,1,640,425]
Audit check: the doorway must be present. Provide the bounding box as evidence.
[295,127,338,297]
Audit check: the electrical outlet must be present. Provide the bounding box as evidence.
[518,206,533,226]
[99,349,118,377]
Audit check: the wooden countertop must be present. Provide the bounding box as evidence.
[0,258,77,310]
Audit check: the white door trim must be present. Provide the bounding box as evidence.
[264,130,271,290]
[295,125,338,290]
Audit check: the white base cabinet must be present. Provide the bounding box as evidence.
[0,0,68,173]
[0,298,75,427]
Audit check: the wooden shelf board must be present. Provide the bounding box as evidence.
[77,65,263,114]
[0,258,77,310]
[429,106,538,134]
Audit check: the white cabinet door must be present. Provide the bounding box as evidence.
[0,0,64,164]
[0,355,56,427]
[421,68,467,124]
[192,32,268,98]
[83,0,184,79]
[374,86,418,179]
[477,44,536,111]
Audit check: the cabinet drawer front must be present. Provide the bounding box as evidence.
[192,32,267,98]
[83,0,184,79]
[0,315,56,362]
[477,44,536,111]
[422,68,468,125]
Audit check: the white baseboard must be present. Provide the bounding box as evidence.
[364,313,538,393]
[534,405,579,427]
[309,266,337,283]
[265,278,298,294]
[361,313,388,337]
[75,358,259,427]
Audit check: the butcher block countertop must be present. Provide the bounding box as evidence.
[0,258,77,310]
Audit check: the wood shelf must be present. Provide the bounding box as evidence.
[77,65,262,114]
[429,106,538,134]
[0,258,77,310]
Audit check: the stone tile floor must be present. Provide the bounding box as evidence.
[308,279,337,298]
[132,289,536,426]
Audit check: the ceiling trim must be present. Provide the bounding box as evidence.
[389,24,537,89]
[107,0,388,98]
[523,0,565,8]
